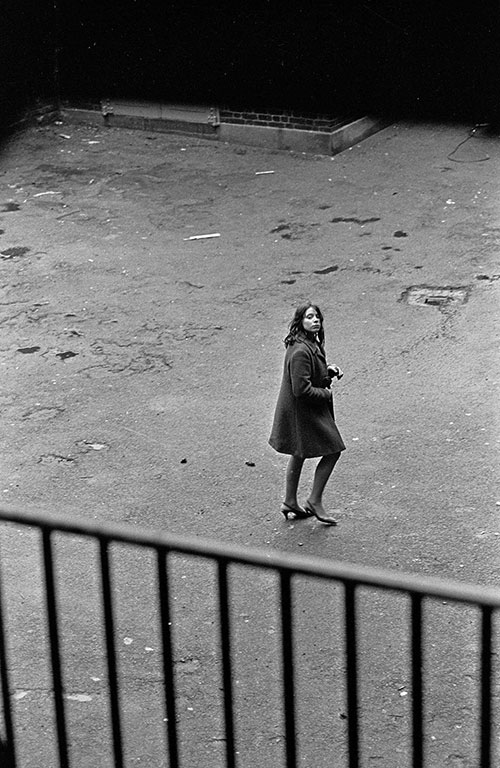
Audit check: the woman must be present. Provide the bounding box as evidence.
[269,302,346,525]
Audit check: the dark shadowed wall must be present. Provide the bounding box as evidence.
[2,1,499,130]
[1,1,58,131]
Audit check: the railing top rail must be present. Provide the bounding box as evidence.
[1,505,499,607]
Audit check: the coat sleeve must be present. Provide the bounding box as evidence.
[289,347,332,403]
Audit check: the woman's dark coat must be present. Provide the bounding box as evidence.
[269,333,346,458]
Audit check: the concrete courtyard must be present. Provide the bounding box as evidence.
[0,118,499,766]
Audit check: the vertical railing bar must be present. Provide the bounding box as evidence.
[157,548,180,768]
[0,543,17,768]
[42,528,70,768]
[480,605,492,768]
[217,559,236,768]
[411,593,423,768]
[280,570,297,768]
[99,539,124,768]
[345,581,359,768]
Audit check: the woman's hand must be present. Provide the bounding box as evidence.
[327,364,344,380]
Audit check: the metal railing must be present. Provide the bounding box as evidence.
[0,505,498,768]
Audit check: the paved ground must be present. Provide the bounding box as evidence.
[0,120,499,767]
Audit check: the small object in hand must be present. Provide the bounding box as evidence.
[328,365,343,380]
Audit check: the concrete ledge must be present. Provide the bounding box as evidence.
[218,122,332,154]
[59,108,103,126]
[60,107,390,156]
[219,116,390,155]
[60,108,218,138]
[330,115,392,155]
[101,100,219,124]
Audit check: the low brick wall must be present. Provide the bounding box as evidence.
[219,108,354,133]
[56,102,389,156]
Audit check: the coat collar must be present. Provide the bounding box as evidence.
[296,332,325,358]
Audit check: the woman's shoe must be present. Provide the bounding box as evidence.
[303,500,338,525]
[280,503,311,520]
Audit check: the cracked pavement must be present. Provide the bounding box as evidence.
[0,120,499,767]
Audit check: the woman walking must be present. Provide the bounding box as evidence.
[269,302,345,525]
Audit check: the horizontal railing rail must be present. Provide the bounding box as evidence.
[0,504,498,768]
[1,506,499,606]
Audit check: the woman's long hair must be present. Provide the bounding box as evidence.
[283,302,325,347]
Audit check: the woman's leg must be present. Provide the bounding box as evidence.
[284,455,305,509]
[307,452,341,516]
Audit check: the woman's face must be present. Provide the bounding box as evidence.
[301,306,321,334]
